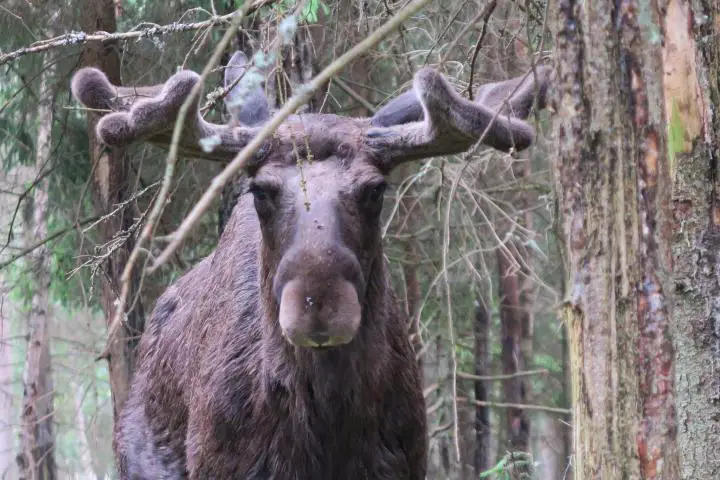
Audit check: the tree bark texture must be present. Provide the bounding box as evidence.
[17,58,56,480]
[552,0,681,477]
[665,0,720,477]
[79,0,145,424]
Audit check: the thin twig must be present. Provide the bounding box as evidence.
[0,215,101,271]
[457,368,549,381]
[331,77,377,114]
[0,0,276,66]
[458,397,571,415]
[440,65,544,464]
[466,0,498,100]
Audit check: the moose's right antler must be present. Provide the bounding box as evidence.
[71,66,263,162]
[366,65,551,169]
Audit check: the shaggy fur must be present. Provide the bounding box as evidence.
[115,158,427,479]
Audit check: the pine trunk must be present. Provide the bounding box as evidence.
[552,0,681,476]
[17,56,56,480]
[665,0,720,477]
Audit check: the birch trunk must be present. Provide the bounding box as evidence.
[17,53,56,480]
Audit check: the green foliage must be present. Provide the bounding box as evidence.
[479,451,536,479]
[259,0,330,23]
[300,0,330,23]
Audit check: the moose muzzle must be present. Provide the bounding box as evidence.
[275,245,364,348]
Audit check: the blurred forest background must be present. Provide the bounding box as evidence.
[1,0,565,478]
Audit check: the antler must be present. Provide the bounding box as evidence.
[366,65,551,168]
[71,55,550,169]
[71,67,264,162]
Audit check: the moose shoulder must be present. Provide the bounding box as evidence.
[71,52,550,479]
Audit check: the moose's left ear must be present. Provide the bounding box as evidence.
[224,51,271,127]
[370,89,423,128]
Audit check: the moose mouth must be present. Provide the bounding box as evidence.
[280,328,354,349]
[278,279,362,349]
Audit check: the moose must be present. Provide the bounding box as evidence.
[71,50,550,479]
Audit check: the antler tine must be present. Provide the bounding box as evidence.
[366,68,542,168]
[71,68,262,162]
[474,64,552,119]
[71,68,166,112]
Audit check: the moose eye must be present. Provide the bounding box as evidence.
[249,183,277,219]
[361,181,388,214]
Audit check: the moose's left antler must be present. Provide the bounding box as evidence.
[366,65,552,168]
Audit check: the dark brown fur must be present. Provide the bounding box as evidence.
[115,140,427,480]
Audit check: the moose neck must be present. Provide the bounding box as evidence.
[258,247,394,404]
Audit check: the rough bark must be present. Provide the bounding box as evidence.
[79,0,145,423]
[17,58,56,480]
[473,300,491,474]
[666,0,720,477]
[552,0,681,477]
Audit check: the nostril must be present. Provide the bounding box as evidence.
[308,332,330,346]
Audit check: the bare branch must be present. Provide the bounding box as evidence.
[0,216,100,271]
[0,0,276,66]
[458,397,571,415]
[457,369,550,382]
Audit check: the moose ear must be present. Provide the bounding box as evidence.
[224,51,271,127]
[370,89,423,127]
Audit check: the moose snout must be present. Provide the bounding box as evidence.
[278,278,362,348]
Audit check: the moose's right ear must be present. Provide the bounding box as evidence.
[224,51,271,127]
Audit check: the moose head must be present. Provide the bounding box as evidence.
[71,52,550,350]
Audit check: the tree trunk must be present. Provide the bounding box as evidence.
[665,0,720,477]
[552,0,681,476]
[17,56,56,480]
[72,381,97,479]
[474,300,491,474]
[0,277,17,480]
[79,0,145,425]
[497,251,531,453]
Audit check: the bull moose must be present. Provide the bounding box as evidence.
[71,50,550,479]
